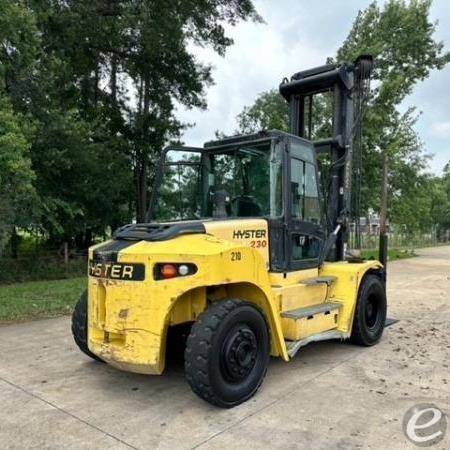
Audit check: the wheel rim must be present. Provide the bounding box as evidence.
[220,323,258,382]
[365,293,380,329]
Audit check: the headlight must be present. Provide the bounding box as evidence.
[154,263,197,280]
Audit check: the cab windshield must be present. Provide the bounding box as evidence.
[152,140,283,221]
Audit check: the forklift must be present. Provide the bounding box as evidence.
[72,55,387,408]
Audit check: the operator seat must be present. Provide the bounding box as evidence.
[234,196,261,217]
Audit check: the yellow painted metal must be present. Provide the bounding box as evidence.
[169,287,206,325]
[269,268,319,287]
[273,283,328,312]
[281,310,339,340]
[87,220,383,375]
[204,219,269,268]
[275,260,381,340]
[269,269,328,314]
[87,232,288,374]
[320,260,383,335]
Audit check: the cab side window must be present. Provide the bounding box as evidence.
[290,158,304,219]
[290,157,321,224]
[292,234,321,260]
[289,140,323,268]
[304,163,321,224]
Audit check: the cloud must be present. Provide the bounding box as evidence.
[176,0,350,146]
[175,0,450,174]
[430,121,450,138]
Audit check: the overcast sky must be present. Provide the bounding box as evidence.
[176,0,450,175]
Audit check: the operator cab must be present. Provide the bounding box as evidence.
[147,130,325,271]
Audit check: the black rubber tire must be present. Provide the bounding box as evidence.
[184,299,270,408]
[71,291,104,362]
[350,274,387,346]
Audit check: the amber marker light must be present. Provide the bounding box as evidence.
[161,264,178,279]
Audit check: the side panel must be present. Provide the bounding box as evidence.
[269,268,327,312]
[319,260,383,335]
[204,219,269,269]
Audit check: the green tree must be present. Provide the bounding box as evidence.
[0,95,36,255]
[120,0,262,220]
[432,162,450,238]
[36,0,261,221]
[335,0,449,221]
[237,89,289,134]
[0,0,40,95]
[0,1,40,253]
[1,0,260,248]
[237,89,332,140]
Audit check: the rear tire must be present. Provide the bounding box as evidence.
[185,299,270,408]
[71,291,104,362]
[350,274,387,346]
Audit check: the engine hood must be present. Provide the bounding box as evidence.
[114,220,206,242]
[92,218,270,266]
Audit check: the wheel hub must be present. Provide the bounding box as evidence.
[221,325,258,381]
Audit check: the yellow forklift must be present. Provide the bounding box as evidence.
[72,55,387,407]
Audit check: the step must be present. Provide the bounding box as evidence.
[285,330,345,358]
[299,276,337,286]
[281,301,342,320]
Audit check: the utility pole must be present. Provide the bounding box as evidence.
[379,151,388,267]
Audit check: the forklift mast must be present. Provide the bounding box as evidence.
[279,56,373,262]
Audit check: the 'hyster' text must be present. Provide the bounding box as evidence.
[232,229,266,239]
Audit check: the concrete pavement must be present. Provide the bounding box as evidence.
[0,246,449,449]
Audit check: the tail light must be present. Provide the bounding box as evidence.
[154,263,197,280]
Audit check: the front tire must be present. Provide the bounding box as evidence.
[185,299,270,408]
[350,274,387,346]
[71,291,104,362]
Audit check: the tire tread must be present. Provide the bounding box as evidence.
[184,299,268,408]
[71,291,104,362]
[350,274,386,346]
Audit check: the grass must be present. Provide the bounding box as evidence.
[0,277,86,323]
[361,247,417,262]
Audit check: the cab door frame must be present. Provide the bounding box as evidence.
[284,135,326,271]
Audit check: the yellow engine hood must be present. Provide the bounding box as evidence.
[203,218,269,266]
[89,218,269,267]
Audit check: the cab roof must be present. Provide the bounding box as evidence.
[203,129,313,150]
